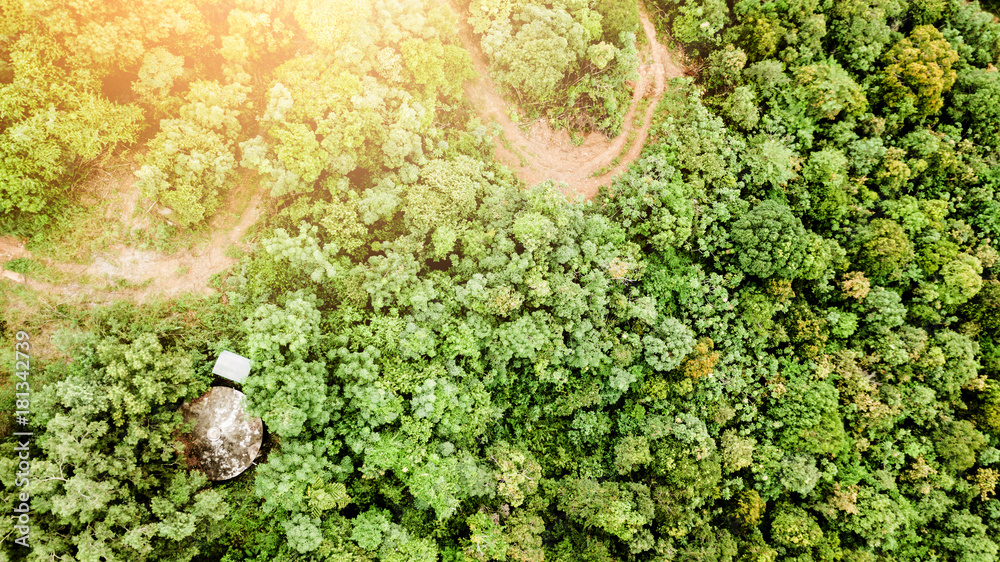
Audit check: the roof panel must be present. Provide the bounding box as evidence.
[212,351,251,383]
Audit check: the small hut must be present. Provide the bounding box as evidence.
[177,386,263,481]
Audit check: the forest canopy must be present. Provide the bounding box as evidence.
[2,0,1000,560]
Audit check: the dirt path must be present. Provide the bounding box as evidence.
[0,170,265,305]
[64,185,263,303]
[459,7,684,200]
[3,8,679,301]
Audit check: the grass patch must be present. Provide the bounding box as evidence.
[497,129,515,152]
[0,286,91,438]
[592,164,612,177]
[634,96,652,127]
[133,222,183,253]
[2,256,85,286]
[591,94,654,178]
[3,257,42,275]
[27,157,218,270]
[108,277,154,291]
[497,131,529,167]
[225,244,247,261]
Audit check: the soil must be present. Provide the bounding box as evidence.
[80,175,264,303]
[458,7,685,200]
[1,168,264,304]
[0,236,31,263]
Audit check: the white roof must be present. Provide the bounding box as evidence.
[212,351,251,383]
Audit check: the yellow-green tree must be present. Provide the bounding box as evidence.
[135,81,249,226]
[880,25,959,120]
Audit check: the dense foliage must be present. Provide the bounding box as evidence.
[465,0,640,133]
[3,0,1000,560]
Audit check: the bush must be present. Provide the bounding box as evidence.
[136,81,248,226]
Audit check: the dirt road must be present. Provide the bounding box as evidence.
[2,6,682,301]
[0,171,264,304]
[459,8,684,199]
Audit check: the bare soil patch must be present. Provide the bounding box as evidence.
[0,236,30,262]
[458,7,684,200]
[1,166,265,304]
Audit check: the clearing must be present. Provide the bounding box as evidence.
[458,7,685,200]
[0,166,264,305]
[2,6,682,302]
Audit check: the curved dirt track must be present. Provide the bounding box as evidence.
[459,7,684,200]
[3,9,681,303]
[0,169,264,305]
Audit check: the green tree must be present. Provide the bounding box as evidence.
[948,70,1000,151]
[350,508,440,560]
[771,504,823,549]
[857,218,914,279]
[793,60,867,120]
[136,81,248,226]
[770,375,848,457]
[219,0,295,81]
[743,135,800,192]
[840,487,910,551]
[935,252,984,307]
[0,35,142,223]
[474,0,637,133]
[966,280,1000,333]
[491,4,588,103]
[642,317,697,371]
[670,0,731,53]
[132,47,186,112]
[594,0,640,45]
[934,419,986,472]
[881,25,960,121]
[930,510,999,562]
[2,0,211,78]
[554,478,654,542]
[921,329,980,403]
[0,331,225,560]
[465,511,510,561]
[729,199,810,278]
[598,162,696,250]
[830,5,893,73]
[704,44,748,91]
[801,146,851,222]
[721,85,761,131]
